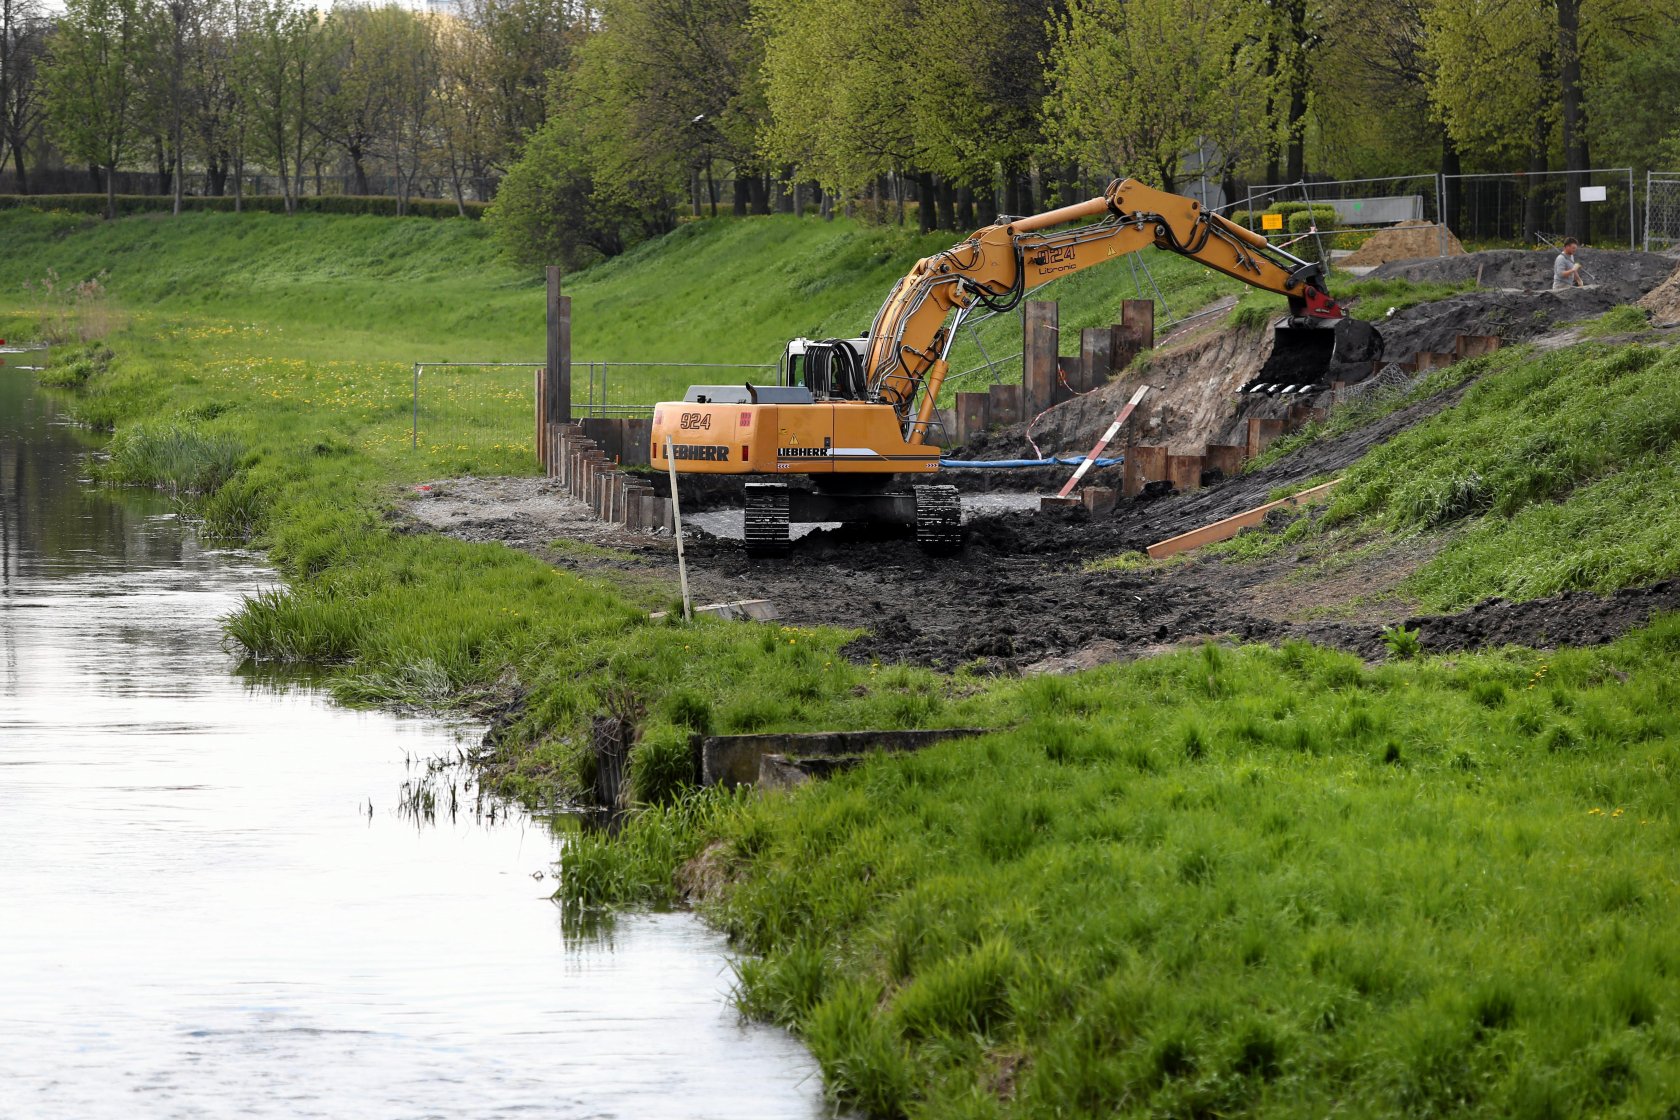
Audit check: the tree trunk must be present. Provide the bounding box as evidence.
[1558,0,1585,240]
[173,141,183,216]
[704,158,717,217]
[11,143,26,194]
[936,176,955,231]
[233,156,244,212]
[915,170,935,233]
[957,186,975,229]
[819,187,833,221]
[352,148,370,195]
[1285,81,1307,183]
[1524,136,1547,244]
[1440,133,1460,237]
[732,173,749,217]
[104,164,116,220]
[88,164,101,192]
[749,173,769,215]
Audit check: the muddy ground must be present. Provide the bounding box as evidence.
[403,250,1680,675]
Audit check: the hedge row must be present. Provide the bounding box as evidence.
[0,193,486,219]
[1226,201,1339,233]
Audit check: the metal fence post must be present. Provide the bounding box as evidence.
[1437,174,1448,257]
[1628,168,1637,250]
[1646,170,1652,253]
[411,363,420,450]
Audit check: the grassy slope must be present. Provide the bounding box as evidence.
[9,208,1680,1119]
[0,206,1260,401]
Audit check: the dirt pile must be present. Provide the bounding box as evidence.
[1341,221,1464,267]
[1638,261,1680,326]
[1367,248,1673,302]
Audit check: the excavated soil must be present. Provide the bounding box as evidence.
[1639,260,1680,326]
[1340,221,1466,267]
[402,259,1680,673]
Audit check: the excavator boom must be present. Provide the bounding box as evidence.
[864,178,1380,442]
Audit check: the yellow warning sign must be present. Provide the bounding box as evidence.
[1261,213,1284,231]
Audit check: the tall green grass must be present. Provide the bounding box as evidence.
[1326,342,1680,605]
[567,626,1680,1119]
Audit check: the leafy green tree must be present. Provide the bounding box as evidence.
[568,0,764,215]
[462,0,582,167]
[0,0,50,191]
[314,5,389,195]
[487,99,670,268]
[43,0,148,217]
[757,0,916,201]
[238,0,324,213]
[1427,0,1666,237]
[1044,0,1265,192]
[435,14,499,208]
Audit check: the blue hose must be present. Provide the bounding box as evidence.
[939,456,1122,469]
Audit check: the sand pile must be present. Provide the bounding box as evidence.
[1341,221,1465,267]
[1638,261,1680,326]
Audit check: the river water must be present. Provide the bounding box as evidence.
[0,366,830,1119]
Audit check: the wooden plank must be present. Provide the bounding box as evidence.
[1023,301,1058,420]
[1166,454,1205,493]
[1145,479,1342,559]
[988,382,1022,426]
[1122,444,1168,497]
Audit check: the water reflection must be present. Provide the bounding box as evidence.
[0,369,832,1119]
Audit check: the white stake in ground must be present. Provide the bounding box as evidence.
[1057,385,1151,498]
[664,436,692,622]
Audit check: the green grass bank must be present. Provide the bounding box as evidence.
[8,208,1680,1118]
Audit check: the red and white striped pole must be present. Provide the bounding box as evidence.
[1056,385,1150,499]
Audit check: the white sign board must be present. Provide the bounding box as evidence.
[1580,185,1608,202]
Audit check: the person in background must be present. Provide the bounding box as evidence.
[1553,238,1582,289]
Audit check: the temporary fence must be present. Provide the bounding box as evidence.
[410,359,773,449]
[1244,174,1445,263]
[1646,172,1680,252]
[1442,167,1636,250]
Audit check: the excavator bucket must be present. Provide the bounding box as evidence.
[1240,318,1383,395]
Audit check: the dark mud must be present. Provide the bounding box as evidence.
[1367,248,1675,302]
[1303,580,1680,661]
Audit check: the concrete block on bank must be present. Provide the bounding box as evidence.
[698,727,986,789]
[757,754,861,790]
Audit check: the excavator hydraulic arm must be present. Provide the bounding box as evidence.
[863,178,1380,444]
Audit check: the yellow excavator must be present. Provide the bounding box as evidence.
[650,177,1382,556]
